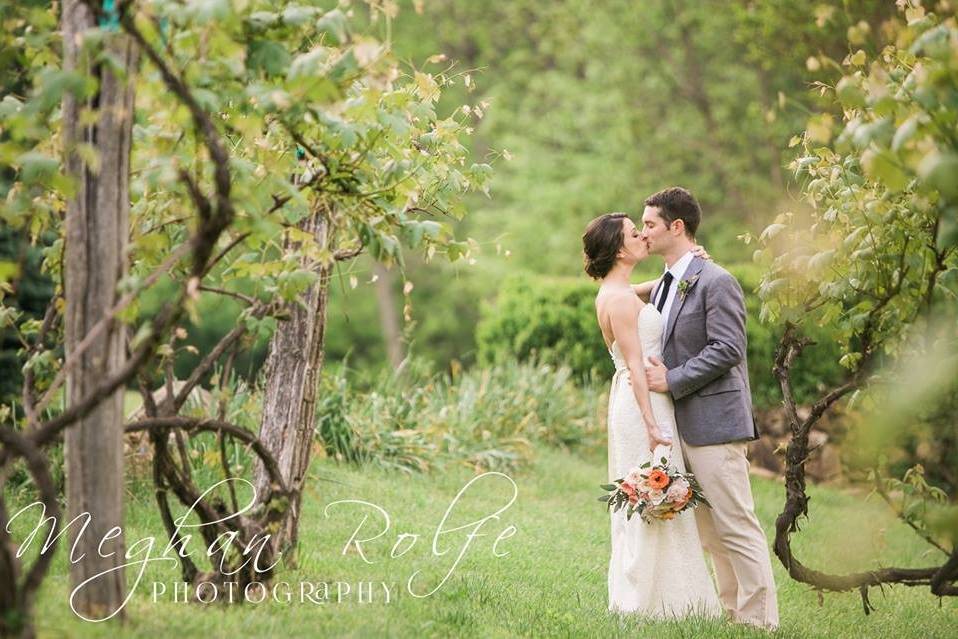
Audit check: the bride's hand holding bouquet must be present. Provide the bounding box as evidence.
[599,456,710,524]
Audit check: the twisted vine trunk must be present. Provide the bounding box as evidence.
[254,211,332,558]
[772,322,958,610]
[0,429,60,639]
[61,0,138,620]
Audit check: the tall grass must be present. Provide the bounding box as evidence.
[316,358,605,474]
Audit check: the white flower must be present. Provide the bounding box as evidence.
[666,477,690,501]
[625,468,651,493]
[648,489,666,505]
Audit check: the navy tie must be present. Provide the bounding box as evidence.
[656,272,674,312]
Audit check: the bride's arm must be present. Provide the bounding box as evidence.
[609,298,673,450]
[631,278,660,302]
[631,244,712,301]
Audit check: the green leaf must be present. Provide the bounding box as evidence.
[193,88,220,112]
[851,118,892,148]
[925,504,958,545]
[0,261,20,283]
[861,149,909,192]
[835,76,865,109]
[758,278,787,299]
[378,109,410,136]
[918,152,958,201]
[33,69,96,112]
[414,72,441,102]
[282,5,318,27]
[379,234,399,259]
[186,0,232,24]
[248,11,279,31]
[910,23,950,57]
[420,220,442,239]
[848,49,867,66]
[288,46,331,80]
[328,50,359,84]
[17,151,59,184]
[936,210,958,251]
[316,9,349,45]
[760,223,786,241]
[0,95,23,119]
[808,249,836,273]
[891,116,920,152]
[318,113,359,148]
[248,40,291,77]
[402,221,425,249]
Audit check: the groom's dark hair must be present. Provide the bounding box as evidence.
[644,187,701,238]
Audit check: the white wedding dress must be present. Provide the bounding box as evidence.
[606,303,722,618]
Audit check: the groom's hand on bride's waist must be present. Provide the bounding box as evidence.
[646,356,670,393]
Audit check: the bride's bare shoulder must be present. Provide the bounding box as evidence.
[596,285,638,301]
[596,288,640,316]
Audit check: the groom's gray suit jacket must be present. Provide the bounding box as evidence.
[658,256,759,446]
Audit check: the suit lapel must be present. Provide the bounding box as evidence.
[663,256,705,347]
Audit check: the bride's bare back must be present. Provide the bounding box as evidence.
[594,285,671,450]
[594,286,640,351]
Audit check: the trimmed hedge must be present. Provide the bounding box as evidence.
[476,265,845,409]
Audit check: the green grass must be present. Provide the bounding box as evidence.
[13,446,958,638]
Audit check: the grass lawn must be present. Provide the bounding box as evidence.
[13,445,958,638]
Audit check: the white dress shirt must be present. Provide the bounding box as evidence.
[653,250,694,335]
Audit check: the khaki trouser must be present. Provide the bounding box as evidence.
[680,439,780,629]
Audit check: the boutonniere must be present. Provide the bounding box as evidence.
[678,275,700,301]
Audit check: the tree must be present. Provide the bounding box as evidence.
[754,1,958,609]
[244,4,487,554]
[59,0,139,617]
[1,1,488,633]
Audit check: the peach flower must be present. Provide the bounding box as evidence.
[620,481,639,505]
[647,469,670,490]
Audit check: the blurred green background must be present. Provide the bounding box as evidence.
[323,0,892,378]
[1,0,896,397]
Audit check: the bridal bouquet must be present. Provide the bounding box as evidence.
[599,457,710,524]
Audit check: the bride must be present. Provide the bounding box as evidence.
[582,212,722,619]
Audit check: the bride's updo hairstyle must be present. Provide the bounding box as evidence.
[582,213,629,280]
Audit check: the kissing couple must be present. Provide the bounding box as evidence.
[583,187,779,630]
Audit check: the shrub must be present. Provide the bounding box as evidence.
[314,357,603,474]
[476,275,608,383]
[476,268,845,409]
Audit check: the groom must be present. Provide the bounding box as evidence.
[639,187,779,629]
